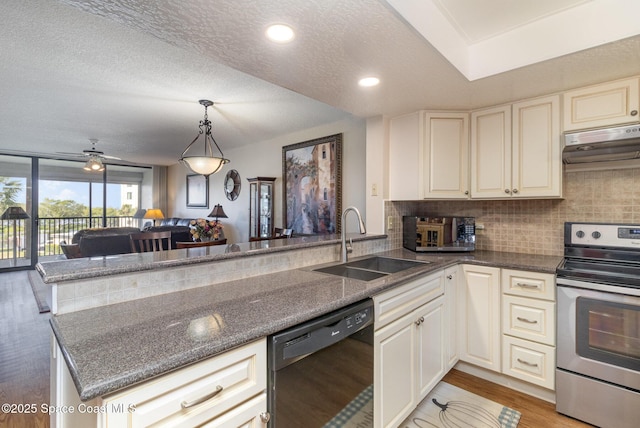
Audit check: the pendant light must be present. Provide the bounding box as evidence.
[180,99,230,177]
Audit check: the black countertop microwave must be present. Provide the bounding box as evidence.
[403,216,475,252]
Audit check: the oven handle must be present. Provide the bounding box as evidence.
[556,277,640,297]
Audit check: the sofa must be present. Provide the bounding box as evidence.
[62,219,195,258]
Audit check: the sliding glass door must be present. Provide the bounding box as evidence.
[0,154,152,271]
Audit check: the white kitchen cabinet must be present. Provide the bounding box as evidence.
[388,111,469,200]
[423,112,470,198]
[444,265,459,370]
[470,96,561,199]
[99,339,267,428]
[563,77,640,131]
[470,105,511,199]
[50,338,267,428]
[459,265,501,372]
[389,111,424,200]
[501,269,556,390]
[512,96,562,198]
[373,271,445,428]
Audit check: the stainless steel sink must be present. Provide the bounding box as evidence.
[312,265,389,281]
[312,256,429,281]
[345,256,429,273]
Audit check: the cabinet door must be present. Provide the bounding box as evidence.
[512,95,561,198]
[470,105,512,198]
[459,265,501,372]
[374,311,415,428]
[415,296,445,401]
[563,77,640,131]
[424,112,469,199]
[444,266,459,370]
[389,111,424,200]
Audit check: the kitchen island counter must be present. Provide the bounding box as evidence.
[51,248,561,401]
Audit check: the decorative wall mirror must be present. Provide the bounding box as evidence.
[224,169,241,201]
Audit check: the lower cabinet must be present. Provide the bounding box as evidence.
[501,269,556,389]
[50,338,268,428]
[373,271,445,428]
[459,265,501,372]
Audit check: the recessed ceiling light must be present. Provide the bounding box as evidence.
[358,77,380,87]
[266,24,295,43]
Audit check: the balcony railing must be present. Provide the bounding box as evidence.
[0,216,139,260]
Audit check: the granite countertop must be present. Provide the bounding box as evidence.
[36,234,382,283]
[51,248,561,401]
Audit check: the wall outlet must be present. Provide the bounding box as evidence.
[371,183,378,196]
[476,223,485,230]
[387,216,393,230]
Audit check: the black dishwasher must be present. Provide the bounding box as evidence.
[267,299,374,427]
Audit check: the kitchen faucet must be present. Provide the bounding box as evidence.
[341,206,366,263]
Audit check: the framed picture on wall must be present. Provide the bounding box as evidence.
[282,133,342,235]
[186,174,209,208]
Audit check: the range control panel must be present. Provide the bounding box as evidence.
[567,222,640,248]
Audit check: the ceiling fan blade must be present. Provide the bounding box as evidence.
[101,154,122,160]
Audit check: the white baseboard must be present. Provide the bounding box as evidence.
[453,361,556,404]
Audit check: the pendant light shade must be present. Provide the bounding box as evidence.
[180,100,230,177]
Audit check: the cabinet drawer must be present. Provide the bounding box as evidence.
[502,335,555,390]
[501,269,555,301]
[100,339,266,428]
[374,272,443,329]
[502,295,555,345]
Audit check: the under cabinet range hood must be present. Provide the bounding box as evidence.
[563,124,640,164]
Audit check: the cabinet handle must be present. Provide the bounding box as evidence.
[504,189,511,194]
[516,282,539,289]
[181,385,223,409]
[631,110,638,116]
[512,188,518,194]
[464,190,469,195]
[415,316,424,326]
[517,358,538,368]
[446,275,453,280]
[260,412,271,423]
[516,316,538,324]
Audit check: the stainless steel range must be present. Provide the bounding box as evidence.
[556,222,640,428]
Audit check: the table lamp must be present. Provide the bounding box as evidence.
[1,206,30,267]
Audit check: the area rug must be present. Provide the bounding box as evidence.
[323,381,520,428]
[27,270,50,313]
[402,382,521,428]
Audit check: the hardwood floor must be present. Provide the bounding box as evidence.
[0,270,591,428]
[0,271,50,428]
[443,369,592,428]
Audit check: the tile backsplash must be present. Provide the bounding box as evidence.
[386,167,640,256]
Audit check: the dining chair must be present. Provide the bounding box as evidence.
[130,231,172,252]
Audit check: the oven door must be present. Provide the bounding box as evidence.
[557,283,640,391]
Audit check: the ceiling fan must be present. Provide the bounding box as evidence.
[57,139,121,171]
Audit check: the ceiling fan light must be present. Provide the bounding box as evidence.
[83,157,104,172]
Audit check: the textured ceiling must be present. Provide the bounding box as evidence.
[0,0,639,166]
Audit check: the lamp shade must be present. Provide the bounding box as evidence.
[143,208,165,220]
[1,206,30,220]
[133,208,147,219]
[208,204,228,220]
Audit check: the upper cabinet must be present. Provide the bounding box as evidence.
[563,77,640,131]
[471,95,561,199]
[424,113,469,199]
[389,111,469,200]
